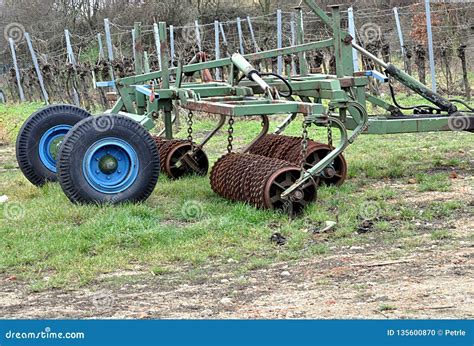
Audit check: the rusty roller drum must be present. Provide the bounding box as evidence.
[154,137,209,179]
[248,134,347,186]
[210,153,316,215]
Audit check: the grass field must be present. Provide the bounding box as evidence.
[0,101,473,318]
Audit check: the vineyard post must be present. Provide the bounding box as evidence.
[97,33,104,59]
[393,7,407,71]
[236,17,245,54]
[8,37,25,102]
[194,20,202,52]
[290,13,296,75]
[64,29,80,106]
[25,32,49,104]
[103,18,116,90]
[133,23,144,74]
[214,21,221,80]
[219,22,228,47]
[347,7,359,72]
[458,45,471,101]
[143,51,150,74]
[169,25,175,67]
[246,16,259,52]
[219,22,229,77]
[296,7,308,75]
[158,21,173,139]
[131,28,137,62]
[64,29,76,65]
[277,9,283,75]
[153,23,162,70]
[424,0,437,92]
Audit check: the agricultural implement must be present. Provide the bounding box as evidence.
[15,0,473,215]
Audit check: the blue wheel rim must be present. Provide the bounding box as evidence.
[38,124,72,172]
[82,137,139,194]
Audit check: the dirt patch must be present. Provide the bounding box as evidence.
[1,243,472,319]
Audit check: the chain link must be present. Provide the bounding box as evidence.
[187,110,194,144]
[326,119,333,148]
[299,121,309,172]
[227,116,234,153]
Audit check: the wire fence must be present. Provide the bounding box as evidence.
[0,1,472,108]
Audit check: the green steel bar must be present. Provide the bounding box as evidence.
[144,52,150,74]
[330,5,343,78]
[341,115,461,134]
[240,78,349,102]
[118,86,136,113]
[281,117,348,198]
[159,22,170,89]
[118,39,334,86]
[302,0,332,27]
[111,98,124,113]
[365,93,400,114]
[385,64,457,113]
[352,42,457,113]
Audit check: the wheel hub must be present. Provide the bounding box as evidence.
[48,136,64,161]
[322,166,336,179]
[38,124,73,172]
[99,154,119,174]
[83,138,140,194]
[290,189,304,202]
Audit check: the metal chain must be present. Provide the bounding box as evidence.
[227,116,234,153]
[326,119,333,148]
[187,110,194,143]
[299,121,309,172]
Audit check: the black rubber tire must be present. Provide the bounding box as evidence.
[57,114,160,204]
[16,104,91,186]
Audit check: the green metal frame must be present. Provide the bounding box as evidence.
[104,0,470,139]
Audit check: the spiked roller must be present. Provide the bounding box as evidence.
[210,153,317,215]
[154,137,209,179]
[248,134,347,186]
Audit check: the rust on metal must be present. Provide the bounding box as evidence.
[154,137,209,179]
[248,134,347,186]
[210,153,316,215]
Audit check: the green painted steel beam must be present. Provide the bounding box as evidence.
[341,116,456,134]
[118,39,334,86]
[303,0,333,27]
[116,112,155,130]
[365,93,401,114]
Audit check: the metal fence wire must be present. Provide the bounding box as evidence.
[0,1,472,107]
